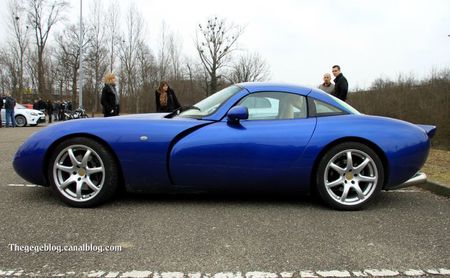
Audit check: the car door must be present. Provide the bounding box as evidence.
[169,91,317,191]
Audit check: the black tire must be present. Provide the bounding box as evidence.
[316,142,384,210]
[15,115,27,127]
[47,137,119,207]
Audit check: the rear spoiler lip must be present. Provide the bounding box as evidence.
[416,124,437,139]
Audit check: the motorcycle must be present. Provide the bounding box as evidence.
[64,107,89,120]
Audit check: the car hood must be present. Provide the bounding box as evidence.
[18,108,45,114]
[116,113,169,119]
[48,112,204,126]
[34,113,211,139]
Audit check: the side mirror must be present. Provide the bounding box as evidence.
[227,106,248,123]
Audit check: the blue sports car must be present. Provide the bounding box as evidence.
[13,83,435,210]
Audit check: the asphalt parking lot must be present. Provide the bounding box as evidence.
[0,125,449,277]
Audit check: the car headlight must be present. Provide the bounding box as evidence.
[28,112,38,116]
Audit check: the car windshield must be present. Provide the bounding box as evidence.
[178,85,242,118]
[16,103,25,109]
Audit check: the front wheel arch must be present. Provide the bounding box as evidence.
[43,134,124,190]
[15,115,27,127]
[47,137,119,207]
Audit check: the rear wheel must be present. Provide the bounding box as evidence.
[47,137,119,207]
[15,115,27,127]
[316,142,384,210]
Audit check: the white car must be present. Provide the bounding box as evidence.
[1,103,46,127]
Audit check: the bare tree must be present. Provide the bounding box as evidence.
[106,0,120,73]
[26,0,68,98]
[167,30,183,81]
[55,22,90,102]
[156,22,170,81]
[196,16,243,95]
[184,57,197,99]
[136,40,157,112]
[182,57,211,102]
[119,3,147,113]
[156,22,184,82]
[370,77,395,91]
[25,48,38,96]
[52,48,71,101]
[227,52,270,84]
[85,0,108,115]
[0,49,14,95]
[7,0,31,102]
[54,24,88,103]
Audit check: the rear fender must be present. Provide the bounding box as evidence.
[415,124,436,139]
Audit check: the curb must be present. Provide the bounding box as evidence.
[415,181,450,198]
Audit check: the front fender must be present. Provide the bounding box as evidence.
[13,116,210,191]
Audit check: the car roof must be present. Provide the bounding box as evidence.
[235,82,355,114]
[237,82,313,95]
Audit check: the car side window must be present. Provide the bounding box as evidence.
[237,92,307,120]
[240,96,272,109]
[313,99,346,116]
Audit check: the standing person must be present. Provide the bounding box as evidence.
[37,98,47,113]
[0,93,4,128]
[332,65,349,101]
[155,81,181,112]
[59,101,66,121]
[67,100,72,112]
[53,101,60,121]
[101,73,120,117]
[46,99,54,123]
[318,73,335,95]
[4,93,16,128]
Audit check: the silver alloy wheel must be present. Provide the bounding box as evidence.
[53,144,105,202]
[324,149,378,206]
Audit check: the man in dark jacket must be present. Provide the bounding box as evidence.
[37,98,47,112]
[60,101,66,121]
[46,100,54,123]
[332,65,349,102]
[4,93,16,127]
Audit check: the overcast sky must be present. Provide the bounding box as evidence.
[1,0,449,90]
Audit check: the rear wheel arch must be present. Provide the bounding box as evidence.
[310,137,389,192]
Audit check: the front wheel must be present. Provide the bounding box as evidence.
[47,137,119,207]
[15,115,27,127]
[316,142,384,210]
